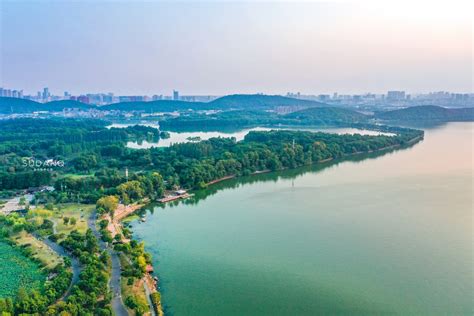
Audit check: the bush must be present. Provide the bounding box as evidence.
[124,296,137,309]
[150,292,161,313]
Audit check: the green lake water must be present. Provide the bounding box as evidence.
[133,122,473,315]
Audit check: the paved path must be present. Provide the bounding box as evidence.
[88,211,129,316]
[36,235,80,301]
[1,194,34,214]
[143,280,157,316]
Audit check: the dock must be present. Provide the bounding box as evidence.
[159,191,193,203]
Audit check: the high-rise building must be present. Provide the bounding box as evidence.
[173,90,179,101]
[42,87,50,100]
[318,94,330,101]
[387,91,406,101]
[77,95,90,104]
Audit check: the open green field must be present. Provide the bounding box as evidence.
[120,253,150,315]
[12,231,63,269]
[51,204,95,237]
[60,173,94,179]
[0,241,45,298]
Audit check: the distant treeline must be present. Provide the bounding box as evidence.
[159,107,371,131]
[374,105,474,121]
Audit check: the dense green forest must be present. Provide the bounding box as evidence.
[0,118,422,203]
[159,107,370,131]
[0,119,161,190]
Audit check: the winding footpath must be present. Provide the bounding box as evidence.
[88,211,129,316]
[39,236,80,301]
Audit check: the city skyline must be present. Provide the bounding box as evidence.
[1,1,472,95]
[2,84,472,108]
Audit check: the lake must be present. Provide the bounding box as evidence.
[132,122,473,315]
[122,126,393,149]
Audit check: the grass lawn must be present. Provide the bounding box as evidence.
[122,214,140,224]
[12,231,63,269]
[120,253,151,316]
[51,204,95,237]
[60,173,94,179]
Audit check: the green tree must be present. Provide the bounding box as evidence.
[96,195,119,216]
[117,181,144,204]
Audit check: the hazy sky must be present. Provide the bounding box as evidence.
[1,0,472,95]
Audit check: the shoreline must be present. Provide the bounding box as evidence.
[200,134,423,189]
[117,133,423,315]
[104,203,164,316]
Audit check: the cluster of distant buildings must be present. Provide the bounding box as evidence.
[287,91,473,107]
[0,87,219,105]
[1,85,473,108]
[0,87,24,98]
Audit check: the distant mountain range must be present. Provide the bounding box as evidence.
[0,94,327,114]
[1,96,473,123]
[208,94,326,109]
[375,105,474,121]
[0,97,93,113]
[102,94,327,112]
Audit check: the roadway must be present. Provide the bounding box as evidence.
[88,211,129,316]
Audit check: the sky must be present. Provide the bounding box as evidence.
[0,0,472,96]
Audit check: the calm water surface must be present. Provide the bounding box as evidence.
[124,126,392,149]
[133,122,473,315]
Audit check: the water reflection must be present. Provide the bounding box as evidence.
[127,126,394,149]
[142,138,422,210]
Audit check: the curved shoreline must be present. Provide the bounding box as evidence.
[198,134,424,189]
[102,206,165,316]
[131,132,424,314]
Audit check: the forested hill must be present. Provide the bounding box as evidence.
[209,94,326,109]
[0,97,93,113]
[284,107,369,124]
[102,94,326,112]
[376,105,474,121]
[103,99,206,112]
[159,107,369,131]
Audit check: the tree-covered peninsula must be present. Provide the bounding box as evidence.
[0,118,422,198]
